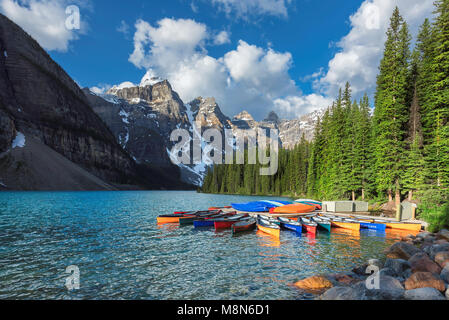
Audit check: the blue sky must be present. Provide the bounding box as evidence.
[0,0,435,119]
[50,0,362,93]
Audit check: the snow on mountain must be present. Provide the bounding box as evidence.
[140,70,163,87]
[12,132,25,149]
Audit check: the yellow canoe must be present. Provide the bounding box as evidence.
[331,221,361,231]
[385,222,422,232]
[257,223,281,238]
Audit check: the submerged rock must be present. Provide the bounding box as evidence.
[405,272,446,292]
[404,288,446,300]
[320,287,360,300]
[294,276,333,293]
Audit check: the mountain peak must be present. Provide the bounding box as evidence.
[140,70,163,87]
[264,111,280,123]
[233,111,254,122]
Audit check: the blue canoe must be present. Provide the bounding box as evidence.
[193,220,215,228]
[231,200,292,213]
[278,217,302,235]
[360,222,387,232]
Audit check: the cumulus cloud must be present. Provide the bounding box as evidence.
[274,94,334,119]
[213,30,231,45]
[0,0,88,52]
[127,17,326,119]
[315,0,434,98]
[210,0,292,18]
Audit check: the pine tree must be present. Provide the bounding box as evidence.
[373,7,411,203]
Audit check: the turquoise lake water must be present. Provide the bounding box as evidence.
[0,191,407,300]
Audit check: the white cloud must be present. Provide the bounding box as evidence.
[90,84,111,94]
[210,0,292,18]
[0,0,88,52]
[213,30,231,45]
[315,0,434,98]
[274,94,333,119]
[127,17,325,120]
[117,20,130,36]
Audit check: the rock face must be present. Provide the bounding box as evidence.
[0,14,152,190]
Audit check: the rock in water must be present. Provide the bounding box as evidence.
[409,252,442,275]
[384,258,411,276]
[368,259,383,269]
[363,276,405,300]
[404,288,446,300]
[405,272,446,292]
[385,242,421,260]
[320,287,360,300]
[294,276,333,292]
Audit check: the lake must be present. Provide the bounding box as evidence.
[0,191,407,300]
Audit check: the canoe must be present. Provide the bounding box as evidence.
[360,222,386,232]
[278,217,302,234]
[257,218,281,238]
[232,218,256,234]
[330,219,361,231]
[208,206,232,210]
[259,215,281,225]
[214,214,249,230]
[270,203,316,214]
[300,218,318,234]
[386,222,422,232]
[157,214,196,224]
[231,200,292,212]
[295,200,322,210]
[312,217,331,232]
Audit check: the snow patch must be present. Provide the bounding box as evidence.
[119,109,130,124]
[3,50,7,58]
[12,132,26,149]
[140,70,163,87]
[0,181,6,187]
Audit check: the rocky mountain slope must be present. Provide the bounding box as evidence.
[89,76,323,186]
[0,14,188,191]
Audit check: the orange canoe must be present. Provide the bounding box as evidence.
[157,215,194,224]
[331,221,361,231]
[270,203,316,214]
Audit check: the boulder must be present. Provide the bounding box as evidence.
[405,272,446,292]
[440,266,449,284]
[435,239,449,245]
[294,276,333,292]
[428,243,449,260]
[352,264,369,276]
[384,258,411,276]
[385,242,421,260]
[361,275,405,300]
[435,251,449,269]
[417,231,433,239]
[409,252,442,275]
[320,287,361,300]
[378,268,399,278]
[334,274,359,286]
[404,288,446,300]
[436,229,449,242]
